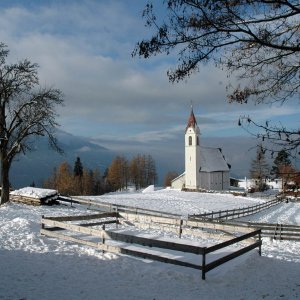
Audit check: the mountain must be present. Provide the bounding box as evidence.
[10,130,115,188]
[9,129,261,189]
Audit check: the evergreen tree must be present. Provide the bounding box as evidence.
[250,145,270,192]
[271,150,291,179]
[73,157,83,177]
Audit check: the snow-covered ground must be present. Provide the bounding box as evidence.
[83,187,266,216]
[1,188,300,300]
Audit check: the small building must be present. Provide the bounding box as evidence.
[172,107,230,191]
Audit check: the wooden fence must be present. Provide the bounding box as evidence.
[188,216,300,242]
[58,195,181,218]
[41,212,262,280]
[56,195,300,242]
[228,220,300,242]
[189,197,282,221]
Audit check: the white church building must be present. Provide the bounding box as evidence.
[171,108,230,191]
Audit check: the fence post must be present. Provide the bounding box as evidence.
[41,215,45,232]
[116,208,119,229]
[178,219,183,239]
[258,230,262,256]
[102,224,106,253]
[202,249,206,280]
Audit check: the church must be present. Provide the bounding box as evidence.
[171,108,230,191]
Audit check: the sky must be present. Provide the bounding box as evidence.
[0,0,299,177]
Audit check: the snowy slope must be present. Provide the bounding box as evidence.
[0,189,300,300]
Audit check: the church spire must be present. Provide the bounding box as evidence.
[186,105,197,131]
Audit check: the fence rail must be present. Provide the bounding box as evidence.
[41,212,261,280]
[188,217,300,242]
[58,195,181,218]
[58,195,300,242]
[189,198,282,221]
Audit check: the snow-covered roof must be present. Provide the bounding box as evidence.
[199,147,230,172]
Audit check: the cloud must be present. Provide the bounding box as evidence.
[0,0,298,144]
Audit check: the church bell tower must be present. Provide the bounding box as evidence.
[185,107,201,189]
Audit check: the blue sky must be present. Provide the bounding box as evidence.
[0,0,299,174]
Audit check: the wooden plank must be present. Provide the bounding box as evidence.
[42,219,104,237]
[124,220,254,245]
[205,241,262,273]
[41,228,103,248]
[40,228,201,270]
[186,219,253,234]
[42,217,206,254]
[205,229,261,254]
[44,212,117,222]
[119,212,180,226]
[80,220,117,227]
[104,230,206,255]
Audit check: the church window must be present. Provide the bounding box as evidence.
[189,136,192,145]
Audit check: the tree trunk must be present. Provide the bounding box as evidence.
[1,159,10,205]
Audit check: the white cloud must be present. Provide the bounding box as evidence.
[0,0,298,143]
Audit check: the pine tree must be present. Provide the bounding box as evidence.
[250,145,270,192]
[271,150,291,179]
[73,157,83,177]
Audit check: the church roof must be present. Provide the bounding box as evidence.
[186,107,197,131]
[199,147,230,172]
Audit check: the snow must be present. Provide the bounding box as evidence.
[10,187,58,199]
[85,188,265,216]
[1,188,300,299]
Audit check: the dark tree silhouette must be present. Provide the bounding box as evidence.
[0,43,64,204]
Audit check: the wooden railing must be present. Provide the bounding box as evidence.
[189,197,282,221]
[58,195,181,218]
[41,212,262,280]
[233,220,300,241]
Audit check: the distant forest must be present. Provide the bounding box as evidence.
[43,155,157,196]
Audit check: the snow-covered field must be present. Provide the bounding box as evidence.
[1,188,300,300]
[84,187,266,216]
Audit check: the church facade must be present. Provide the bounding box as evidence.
[171,108,230,191]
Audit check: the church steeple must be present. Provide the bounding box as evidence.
[186,105,199,133]
[187,107,197,128]
[185,105,201,189]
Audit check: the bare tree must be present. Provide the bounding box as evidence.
[0,43,64,204]
[133,1,300,154]
[107,156,129,191]
[250,144,270,191]
[164,171,179,187]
